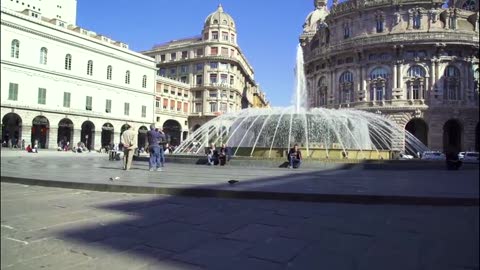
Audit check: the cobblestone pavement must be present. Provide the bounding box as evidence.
[1,182,478,270]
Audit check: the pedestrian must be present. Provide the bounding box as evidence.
[21,139,25,150]
[288,144,302,169]
[120,124,137,171]
[206,143,219,165]
[147,123,164,171]
[219,143,228,166]
[157,127,166,168]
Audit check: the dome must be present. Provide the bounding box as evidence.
[303,1,329,33]
[204,4,236,29]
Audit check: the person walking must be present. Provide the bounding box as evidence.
[121,124,137,171]
[157,127,167,168]
[147,123,164,171]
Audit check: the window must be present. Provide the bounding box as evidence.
[231,49,235,57]
[211,47,218,55]
[195,102,202,113]
[38,88,46,104]
[184,102,189,113]
[406,66,426,100]
[107,65,112,80]
[182,51,188,59]
[375,13,384,33]
[196,63,204,72]
[141,105,147,118]
[212,31,218,40]
[156,98,160,108]
[125,70,130,84]
[221,48,228,56]
[163,99,168,109]
[444,65,460,100]
[170,52,176,60]
[230,75,234,85]
[222,32,228,41]
[106,99,112,113]
[209,90,217,97]
[142,75,147,88]
[160,54,166,61]
[11,40,19,58]
[210,74,218,84]
[170,68,176,75]
[318,77,327,106]
[231,34,235,43]
[124,102,130,115]
[210,62,218,69]
[196,75,203,85]
[369,67,390,101]
[170,100,175,110]
[339,71,354,103]
[181,65,188,73]
[177,101,182,112]
[221,90,227,98]
[343,23,351,39]
[195,91,202,98]
[87,60,93,75]
[221,74,228,84]
[65,54,72,70]
[220,103,227,112]
[196,48,204,56]
[8,83,18,101]
[164,87,169,94]
[39,47,47,64]
[210,102,218,112]
[86,96,92,111]
[63,92,71,107]
[180,76,187,83]
[159,68,166,76]
[412,10,421,29]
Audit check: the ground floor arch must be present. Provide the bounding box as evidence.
[138,125,148,150]
[443,119,463,153]
[2,112,22,147]
[405,118,428,146]
[101,123,114,147]
[31,115,49,149]
[163,120,182,146]
[58,118,73,147]
[81,121,95,150]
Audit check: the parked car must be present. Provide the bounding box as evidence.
[421,151,446,161]
[459,152,479,163]
[458,152,466,159]
[399,153,414,160]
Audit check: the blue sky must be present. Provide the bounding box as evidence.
[77,0,319,106]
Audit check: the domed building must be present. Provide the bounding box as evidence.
[142,5,269,133]
[300,0,479,153]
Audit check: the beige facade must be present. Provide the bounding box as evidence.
[142,5,269,129]
[301,0,479,153]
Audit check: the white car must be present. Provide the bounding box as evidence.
[458,152,466,159]
[460,152,479,163]
[421,151,446,161]
[399,153,414,160]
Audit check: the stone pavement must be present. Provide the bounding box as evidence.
[1,182,479,270]
[0,150,478,205]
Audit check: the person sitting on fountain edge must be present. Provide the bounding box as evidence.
[206,143,219,165]
[288,144,302,169]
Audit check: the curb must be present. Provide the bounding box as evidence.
[1,176,478,206]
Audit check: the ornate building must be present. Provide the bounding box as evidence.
[142,5,269,131]
[1,3,156,150]
[301,0,479,153]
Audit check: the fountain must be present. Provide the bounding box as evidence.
[174,45,428,160]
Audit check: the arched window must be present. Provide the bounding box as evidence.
[343,23,351,39]
[375,12,384,33]
[222,20,227,25]
[87,60,93,75]
[39,47,48,65]
[107,65,112,80]
[444,65,460,100]
[317,77,327,106]
[369,67,390,101]
[339,71,354,103]
[142,75,147,88]
[406,65,427,100]
[412,10,421,29]
[462,0,477,10]
[11,40,20,58]
[65,54,72,70]
[125,70,130,84]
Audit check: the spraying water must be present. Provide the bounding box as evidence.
[294,44,307,113]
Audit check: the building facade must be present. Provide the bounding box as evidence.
[142,5,269,132]
[301,0,479,153]
[1,4,156,150]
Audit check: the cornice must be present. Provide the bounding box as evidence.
[1,60,156,97]
[1,17,156,70]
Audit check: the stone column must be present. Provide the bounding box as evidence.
[48,127,58,150]
[73,128,81,146]
[94,130,102,150]
[22,124,32,146]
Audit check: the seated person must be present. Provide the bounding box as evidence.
[288,144,302,169]
[218,143,228,166]
[26,144,33,153]
[206,143,219,165]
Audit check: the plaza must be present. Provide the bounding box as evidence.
[1,150,479,269]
